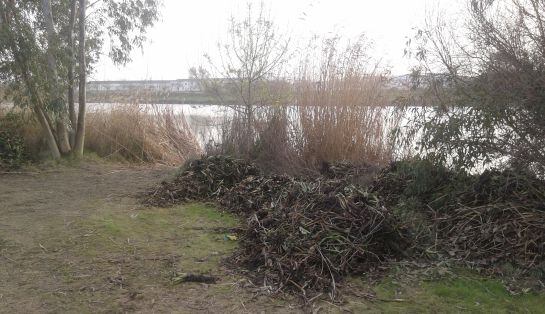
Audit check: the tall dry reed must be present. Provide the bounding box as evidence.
[2,102,201,164]
[85,104,201,164]
[211,35,398,172]
[293,35,395,167]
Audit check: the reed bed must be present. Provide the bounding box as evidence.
[1,103,201,164]
[212,35,399,173]
[85,104,201,164]
[0,106,48,162]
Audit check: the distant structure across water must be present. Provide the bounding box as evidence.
[84,76,415,104]
[87,79,201,93]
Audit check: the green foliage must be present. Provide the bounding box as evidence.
[103,0,161,65]
[0,112,27,168]
[373,158,471,211]
[401,0,545,175]
[0,0,161,108]
[0,0,161,158]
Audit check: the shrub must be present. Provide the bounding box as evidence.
[0,111,28,168]
[403,0,545,175]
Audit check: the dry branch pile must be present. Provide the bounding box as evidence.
[230,178,408,299]
[144,155,408,299]
[437,205,545,267]
[372,163,545,269]
[143,155,260,207]
[143,155,545,300]
[437,169,545,268]
[220,175,295,215]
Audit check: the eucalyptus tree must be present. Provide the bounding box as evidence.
[0,0,161,158]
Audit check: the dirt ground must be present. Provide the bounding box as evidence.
[0,162,301,313]
[1,162,544,313]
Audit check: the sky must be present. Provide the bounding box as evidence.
[93,0,461,81]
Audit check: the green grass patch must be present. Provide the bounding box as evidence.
[348,273,545,313]
[422,276,545,313]
[182,203,237,224]
[90,203,236,237]
[78,203,239,271]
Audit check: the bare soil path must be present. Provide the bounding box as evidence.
[0,163,295,313]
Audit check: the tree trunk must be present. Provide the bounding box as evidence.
[41,0,72,155]
[56,124,71,155]
[33,107,62,159]
[56,121,71,153]
[74,0,87,157]
[41,0,57,83]
[1,1,60,159]
[67,0,77,147]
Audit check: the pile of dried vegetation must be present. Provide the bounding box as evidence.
[143,155,545,300]
[229,178,409,299]
[143,155,409,299]
[143,155,260,207]
[372,160,545,269]
[436,169,545,268]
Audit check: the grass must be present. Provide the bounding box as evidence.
[0,163,268,313]
[80,203,238,272]
[347,271,545,313]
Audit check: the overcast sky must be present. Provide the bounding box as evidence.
[93,0,461,81]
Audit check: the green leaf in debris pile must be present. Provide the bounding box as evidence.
[224,234,238,241]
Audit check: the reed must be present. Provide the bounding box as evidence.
[85,104,201,164]
[211,35,398,172]
[293,35,396,167]
[1,103,201,164]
